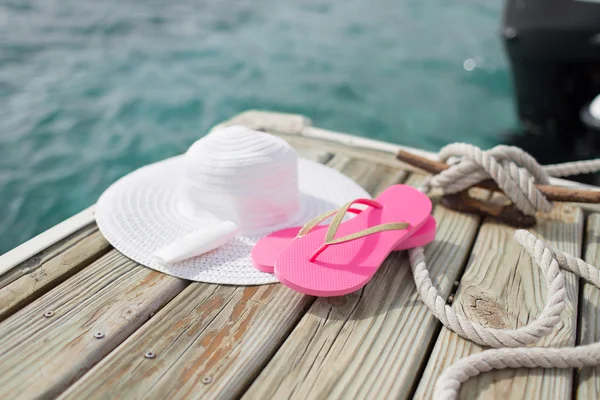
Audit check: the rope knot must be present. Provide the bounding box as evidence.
[429,143,553,215]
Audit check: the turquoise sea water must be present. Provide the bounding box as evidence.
[0,0,515,254]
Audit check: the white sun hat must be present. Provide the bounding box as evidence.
[95,125,369,285]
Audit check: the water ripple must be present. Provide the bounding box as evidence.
[0,0,513,253]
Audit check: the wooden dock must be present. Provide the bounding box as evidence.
[0,110,598,399]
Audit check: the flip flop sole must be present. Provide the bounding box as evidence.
[251,216,436,273]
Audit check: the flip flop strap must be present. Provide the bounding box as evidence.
[297,203,368,238]
[307,198,410,262]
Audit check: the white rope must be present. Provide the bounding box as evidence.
[544,158,600,178]
[408,144,600,399]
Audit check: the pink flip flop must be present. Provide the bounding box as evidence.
[251,215,436,274]
[274,184,432,296]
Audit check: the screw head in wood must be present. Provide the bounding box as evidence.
[94,332,105,339]
[44,311,55,318]
[145,352,156,359]
[202,376,212,384]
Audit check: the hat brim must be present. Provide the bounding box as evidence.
[95,156,370,285]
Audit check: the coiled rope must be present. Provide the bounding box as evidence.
[409,143,600,399]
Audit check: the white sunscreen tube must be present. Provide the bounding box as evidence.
[152,220,239,266]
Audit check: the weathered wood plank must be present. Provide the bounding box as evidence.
[0,223,109,289]
[241,176,484,400]
[60,283,311,400]
[282,134,404,169]
[327,155,409,196]
[60,155,409,400]
[0,250,187,399]
[0,206,96,277]
[292,143,333,164]
[0,225,111,321]
[576,213,600,399]
[414,201,583,399]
